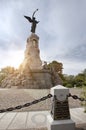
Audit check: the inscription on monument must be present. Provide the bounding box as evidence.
[52,98,70,120]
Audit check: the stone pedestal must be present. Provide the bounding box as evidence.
[22,33,42,71]
[0,33,63,89]
[47,85,75,130]
[20,69,53,89]
[47,115,75,130]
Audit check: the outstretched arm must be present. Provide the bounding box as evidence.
[32,9,38,18]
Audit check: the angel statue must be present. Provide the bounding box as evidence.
[24,9,39,33]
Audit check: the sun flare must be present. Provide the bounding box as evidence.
[0,50,24,69]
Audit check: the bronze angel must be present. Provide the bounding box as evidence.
[24,9,39,33]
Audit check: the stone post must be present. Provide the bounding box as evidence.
[47,85,75,130]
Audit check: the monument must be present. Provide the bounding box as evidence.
[0,9,62,89]
[47,85,75,130]
[22,33,42,71]
[24,9,39,33]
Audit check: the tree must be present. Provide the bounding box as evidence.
[47,61,63,74]
[0,66,15,74]
[0,66,16,85]
[83,69,86,86]
[81,87,86,112]
[63,74,75,88]
[75,73,85,87]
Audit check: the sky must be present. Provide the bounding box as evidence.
[0,0,86,75]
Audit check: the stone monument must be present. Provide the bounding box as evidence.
[0,10,62,89]
[22,33,42,71]
[47,85,75,130]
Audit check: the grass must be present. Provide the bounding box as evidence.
[80,86,86,112]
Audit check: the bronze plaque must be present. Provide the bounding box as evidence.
[51,98,70,120]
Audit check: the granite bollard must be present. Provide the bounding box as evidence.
[47,85,75,130]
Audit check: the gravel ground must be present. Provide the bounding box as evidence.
[0,88,86,130]
[0,88,84,112]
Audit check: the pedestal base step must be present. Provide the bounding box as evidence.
[47,115,75,130]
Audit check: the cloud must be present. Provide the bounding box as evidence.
[0,0,86,75]
[63,43,86,62]
[62,60,86,75]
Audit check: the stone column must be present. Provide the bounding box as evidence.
[22,33,42,72]
[47,85,75,130]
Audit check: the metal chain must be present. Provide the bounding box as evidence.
[68,93,86,101]
[0,92,85,113]
[0,94,52,113]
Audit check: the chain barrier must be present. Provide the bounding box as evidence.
[0,94,52,113]
[68,93,86,102]
[0,92,86,113]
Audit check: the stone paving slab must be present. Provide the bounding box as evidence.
[8,112,27,130]
[71,108,86,124]
[26,111,49,129]
[0,113,16,129]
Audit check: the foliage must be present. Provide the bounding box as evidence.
[0,66,16,85]
[0,66,15,74]
[47,60,63,74]
[46,61,86,88]
[0,73,7,84]
[63,69,86,88]
[80,87,86,113]
[62,74,75,88]
[0,62,86,89]
[74,73,85,87]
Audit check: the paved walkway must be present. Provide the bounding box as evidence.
[0,108,86,130]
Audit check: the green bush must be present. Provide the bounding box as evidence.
[66,83,73,88]
[0,73,7,85]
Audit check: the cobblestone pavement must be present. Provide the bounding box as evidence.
[0,88,83,112]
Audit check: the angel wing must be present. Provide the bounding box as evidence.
[24,16,32,22]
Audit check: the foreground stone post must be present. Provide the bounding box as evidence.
[47,85,75,130]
